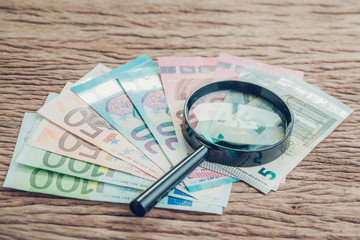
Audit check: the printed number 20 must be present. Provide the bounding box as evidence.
[258,167,276,180]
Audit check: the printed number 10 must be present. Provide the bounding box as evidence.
[258,167,276,180]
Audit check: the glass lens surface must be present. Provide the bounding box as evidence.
[188,90,286,150]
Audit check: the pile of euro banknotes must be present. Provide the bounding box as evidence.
[3,53,352,215]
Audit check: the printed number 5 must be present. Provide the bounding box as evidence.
[258,167,276,180]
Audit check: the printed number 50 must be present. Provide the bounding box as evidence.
[258,168,276,180]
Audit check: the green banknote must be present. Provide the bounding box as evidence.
[17,141,154,191]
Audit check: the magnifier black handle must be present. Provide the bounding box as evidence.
[129,145,209,217]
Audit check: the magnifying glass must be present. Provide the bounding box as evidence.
[130,80,294,217]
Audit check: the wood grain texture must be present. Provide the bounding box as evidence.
[0,0,359,239]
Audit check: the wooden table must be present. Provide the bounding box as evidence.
[1,0,359,239]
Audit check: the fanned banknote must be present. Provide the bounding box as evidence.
[202,67,352,193]
[158,57,219,157]
[3,113,222,214]
[116,66,188,165]
[72,56,173,173]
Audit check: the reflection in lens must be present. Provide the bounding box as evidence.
[189,90,286,150]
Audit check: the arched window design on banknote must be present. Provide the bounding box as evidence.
[106,93,158,154]
[142,90,178,151]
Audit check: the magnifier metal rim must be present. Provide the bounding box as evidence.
[183,80,294,154]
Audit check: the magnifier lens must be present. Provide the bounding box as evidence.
[188,90,286,150]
